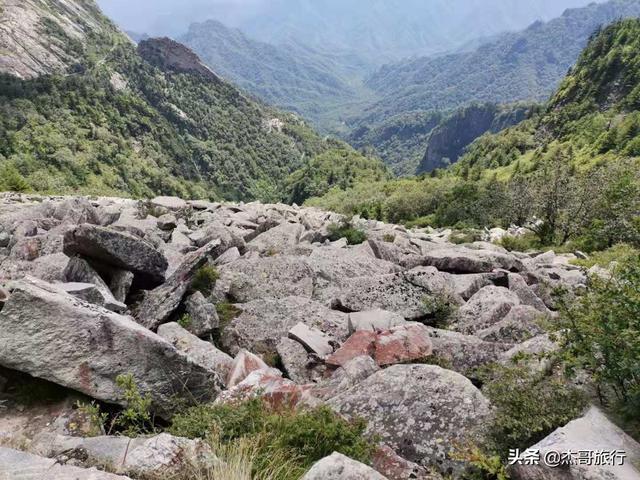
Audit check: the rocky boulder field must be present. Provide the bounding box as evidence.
[0,192,638,479]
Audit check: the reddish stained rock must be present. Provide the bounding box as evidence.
[375,324,432,367]
[325,331,376,367]
[217,370,313,409]
[226,349,273,388]
[373,445,435,480]
[326,324,433,368]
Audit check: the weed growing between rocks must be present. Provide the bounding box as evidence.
[114,374,155,437]
[169,398,374,480]
[191,265,220,295]
[422,292,459,328]
[327,220,368,245]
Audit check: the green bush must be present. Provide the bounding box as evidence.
[479,364,587,456]
[570,243,639,269]
[169,399,374,480]
[190,265,219,295]
[178,313,192,329]
[498,233,540,252]
[327,221,367,245]
[422,293,459,329]
[450,229,482,245]
[115,374,154,437]
[555,256,640,430]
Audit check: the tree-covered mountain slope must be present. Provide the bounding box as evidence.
[359,0,640,127]
[0,0,383,201]
[179,20,373,134]
[309,19,640,250]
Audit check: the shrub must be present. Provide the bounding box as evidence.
[327,221,367,245]
[76,401,108,437]
[382,233,396,243]
[191,265,219,295]
[570,243,639,269]
[555,256,640,429]
[450,229,482,245]
[169,399,374,480]
[498,233,540,252]
[115,374,154,437]
[479,364,587,456]
[422,293,459,329]
[178,313,192,329]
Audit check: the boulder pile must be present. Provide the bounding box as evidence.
[1,192,632,479]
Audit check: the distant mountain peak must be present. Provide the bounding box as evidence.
[137,37,222,83]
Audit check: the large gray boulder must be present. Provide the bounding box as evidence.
[157,322,233,387]
[135,239,222,330]
[184,291,219,337]
[476,305,546,343]
[421,246,524,273]
[302,452,388,480]
[329,364,492,474]
[221,296,347,357]
[64,256,127,313]
[247,222,305,254]
[63,224,168,284]
[0,278,222,418]
[0,447,132,479]
[334,268,457,321]
[214,256,315,303]
[453,286,520,334]
[510,407,640,480]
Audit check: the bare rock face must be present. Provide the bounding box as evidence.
[421,246,524,273]
[0,446,132,479]
[453,285,520,334]
[302,452,389,480]
[328,364,492,475]
[0,278,222,418]
[63,224,168,285]
[510,407,640,480]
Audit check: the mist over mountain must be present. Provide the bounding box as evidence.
[98,0,601,63]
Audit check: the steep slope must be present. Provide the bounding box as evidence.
[0,0,381,201]
[179,20,371,133]
[361,0,640,124]
[418,103,537,174]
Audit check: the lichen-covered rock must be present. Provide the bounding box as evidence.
[157,322,232,387]
[63,224,168,284]
[328,364,492,474]
[421,246,524,273]
[302,452,388,480]
[0,447,132,479]
[221,296,347,357]
[0,278,222,418]
[453,286,520,334]
[184,291,219,336]
[313,356,380,400]
[510,407,640,480]
[476,305,546,343]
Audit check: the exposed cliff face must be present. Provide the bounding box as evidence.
[0,0,115,79]
[418,103,535,173]
[137,37,222,83]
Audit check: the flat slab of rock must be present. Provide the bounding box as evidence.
[348,309,407,334]
[422,246,524,273]
[288,322,334,357]
[63,224,168,284]
[0,446,132,479]
[157,322,233,387]
[329,364,492,474]
[510,407,640,480]
[33,433,213,478]
[302,452,388,479]
[326,324,432,368]
[64,256,127,313]
[0,278,222,418]
[221,296,348,357]
[151,196,188,210]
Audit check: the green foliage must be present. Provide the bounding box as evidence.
[454,446,510,480]
[450,229,482,245]
[0,163,30,192]
[170,399,374,480]
[75,401,108,437]
[555,256,640,426]
[115,374,154,437]
[190,265,219,295]
[570,243,639,269]
[498,233,540,252]
[480,364,587,456]
[286,147,390,205]
[422,293,459,329]
[327,221,367,245]
[178,313,193,329]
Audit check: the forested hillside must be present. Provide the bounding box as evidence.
[0,0,383,202]
[358,0,640,128]
[309,19,640,252]
[179,20,371,133]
